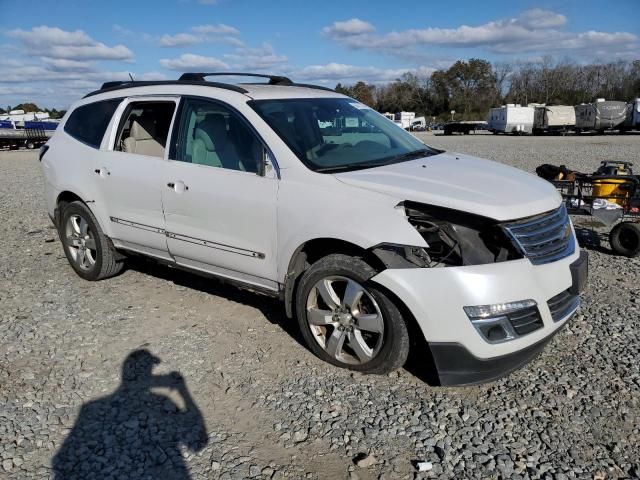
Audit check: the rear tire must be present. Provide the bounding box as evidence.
[295,254,410,374]
[59,201,124,280]
[609,222,640,257]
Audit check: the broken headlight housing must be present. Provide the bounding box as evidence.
[372,202,522,268]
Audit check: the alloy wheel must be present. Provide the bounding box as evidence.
[306,276,384,365]
[64,214,97,270]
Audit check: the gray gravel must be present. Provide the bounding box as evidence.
[1,134,639,479]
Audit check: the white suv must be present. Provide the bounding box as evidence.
[41,73,588,385]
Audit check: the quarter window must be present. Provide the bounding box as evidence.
[115,102,176,158]
[64,98,122,148]
[174,98,263,174]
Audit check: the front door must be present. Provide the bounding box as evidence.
[162,97,279,290]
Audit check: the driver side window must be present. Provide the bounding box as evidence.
[174,98,263,174]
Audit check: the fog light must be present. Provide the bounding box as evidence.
[464,300,537,344]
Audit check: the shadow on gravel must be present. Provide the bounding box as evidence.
[52,349,208,480]
[125,257,308,350]
[574,226,617,255]
[126,257,445,385]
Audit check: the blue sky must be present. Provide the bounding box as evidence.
[0,0,638,108]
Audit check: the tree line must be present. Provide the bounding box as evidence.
[1,103,67,118]
[335,58,640,121]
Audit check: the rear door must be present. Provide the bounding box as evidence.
[162,97,279,290]
[93,97,178,259]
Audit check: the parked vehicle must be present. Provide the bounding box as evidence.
[394,111,415,130]
[410,117,426,131]
[574,99,627,132]
[487,104,535,134]
[443,121,487,135]
[0,121,53,150]
[533,106,576,134]
[623,98,640,131]
[41,73,587,385]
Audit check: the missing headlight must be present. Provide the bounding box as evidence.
[402,202,522,267]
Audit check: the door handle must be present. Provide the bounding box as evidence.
[167,181,188,192]
[94,167,110,177]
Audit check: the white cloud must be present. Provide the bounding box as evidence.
[223,43,288,70]
[41,58,94,72]
[160,24,241,48]
[323,18,375,37]
[294,63,435,84]
[159,53,229,71]
[323,10,638,57]
[515,9,566,29]
[160,33,201,47]
[8,26,133,61]
[192,24,239,35]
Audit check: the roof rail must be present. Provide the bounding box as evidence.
[179,72,293,85]
[84,80,249,98]
[178,73,335,92]
[84,73,335,98]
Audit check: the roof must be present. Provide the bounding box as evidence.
[83,72,344,101]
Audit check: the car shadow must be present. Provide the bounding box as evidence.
[125,257,444,385]
[124,257,307,350]
[52,349,208,480]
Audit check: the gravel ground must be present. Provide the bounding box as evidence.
[1,134,639,480]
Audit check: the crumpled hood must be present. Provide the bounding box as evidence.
[335,152,561,221]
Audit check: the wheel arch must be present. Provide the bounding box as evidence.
[54,191,113,239]
[55,191,87,227]
[282,237,387,319]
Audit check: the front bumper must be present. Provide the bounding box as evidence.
[429,323,567,385]
[371,244,587,384]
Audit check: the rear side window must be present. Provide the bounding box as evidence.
[64,98,122,148]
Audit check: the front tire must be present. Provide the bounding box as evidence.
[295,254,410,374]
[59,201,124,280]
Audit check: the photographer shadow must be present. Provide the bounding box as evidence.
[52,349,207,480]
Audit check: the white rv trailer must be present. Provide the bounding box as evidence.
[533,106,576,133]
[574,99,628,132]
[486,104,535,134]
[623,98,640,130]
[394,111,415,130]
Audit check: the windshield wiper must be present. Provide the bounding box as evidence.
[315,163,379,173]
[387,148,434,164]
[315,149,435,174]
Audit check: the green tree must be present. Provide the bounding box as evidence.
[13,102,39,112]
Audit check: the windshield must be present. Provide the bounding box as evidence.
[250,97,440,173]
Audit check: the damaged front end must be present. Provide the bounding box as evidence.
[372,201,522,269]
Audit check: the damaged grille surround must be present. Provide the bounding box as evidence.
[372,202,576,269]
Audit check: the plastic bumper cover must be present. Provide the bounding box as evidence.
[371,246,587,384]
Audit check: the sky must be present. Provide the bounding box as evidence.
[0,0,638,109]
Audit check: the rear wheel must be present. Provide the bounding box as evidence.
[295,254,409,374]
[59,201,124,280]
[609,222,640,257]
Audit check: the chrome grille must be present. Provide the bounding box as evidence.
[502,204,575,265]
